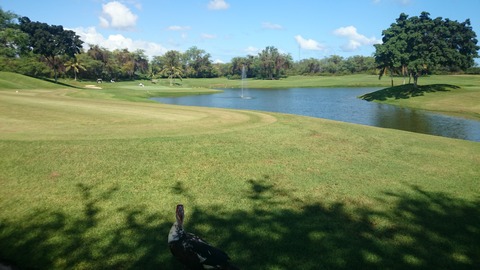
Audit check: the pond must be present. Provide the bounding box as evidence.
[152,88,480,142]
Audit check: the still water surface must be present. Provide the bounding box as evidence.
[152,88,480,142]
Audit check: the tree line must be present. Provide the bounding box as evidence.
[1,8,478,84]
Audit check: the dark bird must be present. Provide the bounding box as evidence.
[168,204,239,270]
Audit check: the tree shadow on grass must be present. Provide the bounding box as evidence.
[1,180,479,269]
[187,180,480,269]
[0,183,175,269]
[36,76,82,89]
[360,84,460,101]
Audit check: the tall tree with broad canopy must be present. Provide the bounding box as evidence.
[132,49,149,77]
[19,16,83,82]
[0,8,28,58]
[257,46,292,80]
[375,12,479,87]
[85,45,109,79]
[182,46,215,78]
[230,55,255,78]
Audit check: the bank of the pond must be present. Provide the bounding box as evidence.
[360,83,480,120]
[154,87,480,142]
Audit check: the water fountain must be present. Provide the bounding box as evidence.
[240,65,251,99]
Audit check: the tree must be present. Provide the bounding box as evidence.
[0,8,28,58]
[344,55,376,74]
[374,13,410,86]
[182,46,215,78]
[296,58,322,75]
[150,55,164,79]
[19,17,83,82]
[160,50,183,86]
[64,55,86,81]
[182,46,202,77]
[132,49,149,77]
[113,49,135,79]
[256,46,292,80]
[229,56,255,78]
[375,12,479,87]
[322,55,345,74]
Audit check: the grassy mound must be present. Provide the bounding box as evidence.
[0,72,71,90]
[1,72,479,269]
[359,84,460,101]
[358,79,480,119]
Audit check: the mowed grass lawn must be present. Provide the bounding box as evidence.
[0,72,479,269]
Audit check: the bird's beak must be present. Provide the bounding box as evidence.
[176,204,184,223]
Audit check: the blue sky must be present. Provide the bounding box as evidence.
[1,0,480,63]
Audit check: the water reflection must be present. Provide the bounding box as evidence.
[372,103,477,140]
[152,88,480,142]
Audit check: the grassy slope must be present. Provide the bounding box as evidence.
[0,72,68,89]
[0,72,479,269]
[359,75,480,119]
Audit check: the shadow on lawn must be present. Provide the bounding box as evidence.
[360,84,460,101]
[35,76,83,89]
[1,180,479,269]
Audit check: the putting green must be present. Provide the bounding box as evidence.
[0,89,276,141]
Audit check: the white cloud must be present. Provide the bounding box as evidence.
[201,33,217,40]
[99,17,110,28]
[213,59,225,64]
[244,46,259,54]
[262,22,283,30]
[333,26,381,51]
[99,1,138,30]
[208,0,229,10]
[294,35,326,51]
[74,27,167,58]
[167,25,191,31]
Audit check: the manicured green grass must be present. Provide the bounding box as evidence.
[0,72,71,90]
[0,72,479,269]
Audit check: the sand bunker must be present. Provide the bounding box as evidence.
[85,85,102,89]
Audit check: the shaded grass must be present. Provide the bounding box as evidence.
[1,181,479,269]
[0,73,479,269]
[359,84,460,101]
[0,72,68,90]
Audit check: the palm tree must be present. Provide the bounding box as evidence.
[160,50,184,86]
[65,56,86,81]
[161,65,183,86]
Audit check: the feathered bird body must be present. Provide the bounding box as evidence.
[168,204,239,270]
